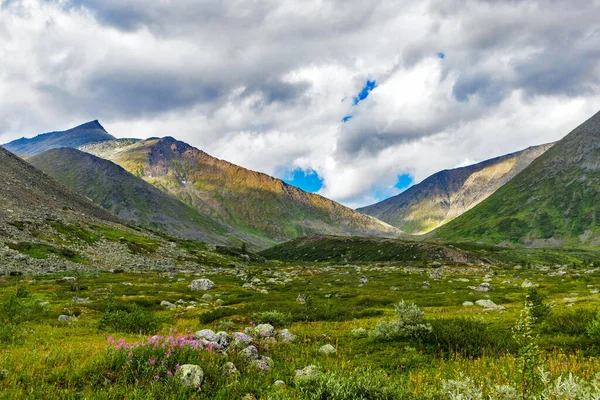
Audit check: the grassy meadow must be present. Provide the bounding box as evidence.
[2,256,600,399]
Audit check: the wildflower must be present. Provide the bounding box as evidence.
[129,352,133,358]
[167,370,173,376]
[149,359,156,366]
[154,375,160,380]
[176,363,181,369]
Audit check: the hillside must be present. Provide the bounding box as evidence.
[80,137,399,242]
[28,148,271,248]
[0,146,241,274]
[434,109,600,246]
[2,120,115,155]
[358,143,553,234]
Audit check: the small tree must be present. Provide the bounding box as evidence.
[371,301,431,341]
[527,287,552,324]
[513,299,540,399]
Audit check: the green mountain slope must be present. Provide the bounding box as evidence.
[2,120,115,155]
[358,143,552,234]
[434,109,600,246]
[28,148,270,248]
[80,137,399,243]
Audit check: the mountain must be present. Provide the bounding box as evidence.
[80,137,399,243]
[28,147,270,248]
[434,109,600,246]
[0,145,254,274]
[2,120,114,155]
[358,143,553,234]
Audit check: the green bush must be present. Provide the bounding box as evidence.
[254,310,292,327]
[280,368,406,400]
[427,317,513,357]
[586,313,600,341]
[542,308,596,336]
[370,301,431,342]
[98,307,162,334]
[526,287,552,323]
[199,307,238,324]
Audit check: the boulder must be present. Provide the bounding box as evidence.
[521,280,534,288]
[232,332,253,346]
[241,345,259,362]
[359,275,369,285]
[294,365,319,380]
[462,301,474,307]
[58,315,71,321]
[279,329,296,343]
[189,279,216,291]
[177,364,204,389]
[222,361,239,376]
[195,329,218,342]
[469,283,493,292]
[255,323,275,337]
[319,344,336,355]
[251,356,272,372]
[160,300,175,309]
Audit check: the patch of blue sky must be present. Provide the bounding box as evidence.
[353,80,377,105]
[282,168,324,193]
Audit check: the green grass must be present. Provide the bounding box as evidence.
[2,254,600,398]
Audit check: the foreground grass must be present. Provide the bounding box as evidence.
[1,260,600,398]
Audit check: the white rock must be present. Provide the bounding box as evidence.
[319,344,336,355]
[462,301,474,307]
[189,279,216,291]
[255,323,275,337]
[177,364,203,388]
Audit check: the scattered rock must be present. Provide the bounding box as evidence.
[475,299,504,310]
[462,301,474,307]
[189,279,216,291]
[319,344,336,355]
[222,362,239,376]
[469,283,493,292]
[160,300,175,309]
[177,364,204,389]
[295,365,319,380]
[521,280,534,288]
[202,293,213,300]
[233,332,253,346]
[195,329,218,342]
[255,323,275,337]
[389,286,399,291]
[296,294,306,304]
[279,329,296,343]
[359,275,369,285]
[273,380,286,387]
[62,277,76,282]
[39,301,50,306]
[58,315,72,321]
[241,345,259,362]
[251,356,272,371]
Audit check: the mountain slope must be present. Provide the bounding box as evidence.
[434,109,600,246]
[80,137,399,242]
[0,146,254,274]
[2,120,115,155]
[28,148,270,248]
[358,143,553,234]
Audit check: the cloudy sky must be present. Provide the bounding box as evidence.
[1,0,600,208]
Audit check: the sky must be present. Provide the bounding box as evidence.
[1,0,600,208]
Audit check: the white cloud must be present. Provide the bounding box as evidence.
[0,0,599,207]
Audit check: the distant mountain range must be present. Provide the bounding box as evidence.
[28,147,264,248]
[79,136,398,244]
[3,120,115,155]
[435,109,600,246]
[359,143,553,234]
[5,108,599,250]
[3,121,398,248]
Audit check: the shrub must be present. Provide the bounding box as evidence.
[543,308,596,336]
[289,368,406,400]
[254,310,292,327]
[586,313,600,341]
[370,301,431,341]
[199,307,238,324]
[527,287,552,323]
[427,317,513,357]
[98,307,162,334]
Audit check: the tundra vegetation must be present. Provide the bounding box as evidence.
[2,249,600,399]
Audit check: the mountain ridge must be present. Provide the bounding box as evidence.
[2,120,115,155]
[434,109,600,246]
[358,142,553,234]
